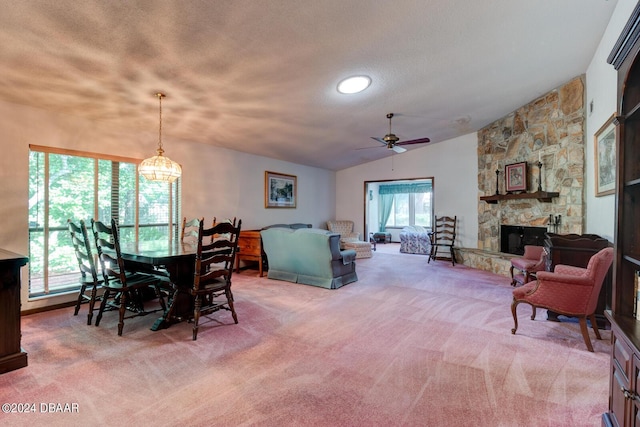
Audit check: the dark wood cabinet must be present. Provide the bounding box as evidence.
[604,3,640,425]
[0,249,29,374]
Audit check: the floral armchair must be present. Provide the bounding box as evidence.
[326,220,360,249]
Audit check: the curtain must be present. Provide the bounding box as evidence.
[379,182,431,194]
[378,194,394,232]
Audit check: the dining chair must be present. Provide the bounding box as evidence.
[68,219,103,325]
[190,217,242,340]
[428,215,457,266]
[91,218,167,336]
[181,217,201,243]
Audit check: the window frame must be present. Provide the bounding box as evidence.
[28,145,181,298]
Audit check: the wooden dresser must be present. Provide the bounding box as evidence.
[235,230,264,277]
[0,249,29,374]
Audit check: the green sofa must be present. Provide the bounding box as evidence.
[260,228,358,289]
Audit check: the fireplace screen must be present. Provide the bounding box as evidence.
[501,225,547,255]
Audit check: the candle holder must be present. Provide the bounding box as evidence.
[495,168,500,195]
[537,161,543,192]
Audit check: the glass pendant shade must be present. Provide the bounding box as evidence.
[139,148,182,183]
[140,92,182,183]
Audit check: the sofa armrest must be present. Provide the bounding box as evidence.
[340,249,356,264]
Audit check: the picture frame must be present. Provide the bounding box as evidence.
[594,113,616,197]
[505,162,527,193]
[265,171,297,208]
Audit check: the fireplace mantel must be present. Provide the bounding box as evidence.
[480,190,559,204]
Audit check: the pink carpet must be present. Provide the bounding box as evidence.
[0,249,610,426]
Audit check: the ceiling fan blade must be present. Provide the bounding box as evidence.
[396,137,431,146]
[370,137,386,146]
[392,145,407,154]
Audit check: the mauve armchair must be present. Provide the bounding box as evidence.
[511,246,613,352]
[509,245,546,287]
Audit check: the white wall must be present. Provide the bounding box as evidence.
[584,0,636,242]
[0,100,335,311]
[336,133,478,249]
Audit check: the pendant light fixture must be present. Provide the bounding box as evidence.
[139,92,182,182]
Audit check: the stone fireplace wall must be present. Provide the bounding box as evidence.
[477,75,585,252]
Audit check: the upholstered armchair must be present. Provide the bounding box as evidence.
[509,245,546,287]
[326,220,360,249]
[511,247,613,352]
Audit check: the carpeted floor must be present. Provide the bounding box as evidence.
[0,251,610,426]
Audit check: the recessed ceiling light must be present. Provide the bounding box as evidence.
[337,75,371,94]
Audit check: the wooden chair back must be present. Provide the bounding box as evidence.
[68,219,100,285]
[190,217,242,340]
[181,217,201,244]
[432,215,456,246]
[428,215,457,265]
[91,218,127,284]
[68,218,102,324]
[194,218,241,291]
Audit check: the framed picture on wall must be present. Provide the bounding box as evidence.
[265,171,297,208]
[505,162,527,193]
[594,113,616,197]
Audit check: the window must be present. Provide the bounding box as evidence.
[379,181,432,229]
[28,146,181,298]
[386,192,432,228]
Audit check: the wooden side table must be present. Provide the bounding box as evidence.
[235,230,264,277]
[0,249,29,374]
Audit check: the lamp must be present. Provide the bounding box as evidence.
[139,93,182,183]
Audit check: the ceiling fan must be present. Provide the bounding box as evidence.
[369,113,431,153]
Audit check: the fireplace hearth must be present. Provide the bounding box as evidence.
[500,225,547,255]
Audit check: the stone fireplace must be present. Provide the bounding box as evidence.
[476,75,585,253]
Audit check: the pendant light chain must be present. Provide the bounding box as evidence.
[157,93,165,154]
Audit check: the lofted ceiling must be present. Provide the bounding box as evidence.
[0,0,617,171]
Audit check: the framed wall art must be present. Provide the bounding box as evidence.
[505,162,527,193]
[265,171,297,208]
[594,113,616,197]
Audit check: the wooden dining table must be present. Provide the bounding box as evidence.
[118,239,197,331]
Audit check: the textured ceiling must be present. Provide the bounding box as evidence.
[0,0,617,170]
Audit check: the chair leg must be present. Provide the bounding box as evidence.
[589,314,602,340]
[193,295,202,341]
[87,285,98,325]
[95,289,110,327]
[74,283,87,316]
[227,288,238,324]
[578,317,594,352]
[117,291,127,336]
[450,246,455,266]
[155,285,167,312]
[511,299,519,334]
